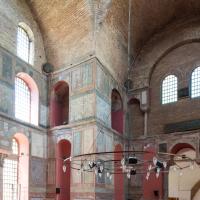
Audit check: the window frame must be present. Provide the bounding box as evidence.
[15,76,31,123]
[190,66,200,99]
[17,24,34,65]
[161,74,178,105]
[3,138,19,200]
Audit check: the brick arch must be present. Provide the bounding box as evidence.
[169,142,195,154]
[192,179,200,199]
[149,40,200,85]
[132,18,200,89]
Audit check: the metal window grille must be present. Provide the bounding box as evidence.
[15,77,31,123]
[17,26,33,64]
[191,67,200,98]
[162,75,178,104]
[3,139,19,200]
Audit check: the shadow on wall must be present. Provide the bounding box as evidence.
[127,98,144,138]
[111,89,123,134]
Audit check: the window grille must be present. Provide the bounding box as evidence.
[162,75,178,104]
[3,139,19,200]
[17,26,33,64]
[15,77,31,123]
[191,67,200,98]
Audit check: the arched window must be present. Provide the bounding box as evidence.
[3,134,29,200]
[3,138,19,200]
[15,76,31,123]
[162,75,178,104]
[15,73,39,125]
[191,67,200,98]
[17,23,34,64]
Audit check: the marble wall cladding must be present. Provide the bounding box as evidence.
[2,52,13,81]
[30,157,46,187]
[73,131,81,156]
[96,128,113,152]
[96,94,110,126]
[31,133,46,158]
[0,81,13,115]
[96,62,110,99]
[83,128,94,154]
[47,159,56,185]
[39,104,48,128]
[71,62,93,92]
[0,47,48,126]
[70,92,95,122]
[73,127,94,156]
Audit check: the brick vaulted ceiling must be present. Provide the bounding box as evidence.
[27,0,200,68]
[132,0,200,53]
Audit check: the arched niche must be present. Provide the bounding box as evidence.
[168,144,199,200]
[14,133,29,200]
[111,89,123,134]
[50,81,69,127]
[56,139,71,200]
[114,144,124,200]
[128,98,144,137]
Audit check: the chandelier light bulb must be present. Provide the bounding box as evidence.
[179,171,183,176]
[109,174,112,180]
[106,172,110,178]
[127,172,131,179]
[121,158,125,166]
[153,157,157,166]
[62,165,67,173]
[99,172,102,178]
[148,164,152,171]
[100,165,104,172]
[163,161,167,169]
[156,172,159,179]
[95,168,98,175]
[146,172,150,180]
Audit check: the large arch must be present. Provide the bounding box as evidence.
[111,89,124,134]
[56,139,71,200]
[132,17,200,89]
[50,81,69,127]
[114,144,124,200]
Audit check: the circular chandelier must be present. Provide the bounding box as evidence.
[62,150,198,180]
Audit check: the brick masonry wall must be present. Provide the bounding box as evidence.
[149,42,200,135]
[0,0,46,72]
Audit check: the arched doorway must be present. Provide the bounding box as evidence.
[114,144,124,200]
[168,143,199,200]
[50,81,69,127]
[56,139,71,200]
[111,89,123,134]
